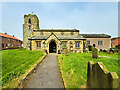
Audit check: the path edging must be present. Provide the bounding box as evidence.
[17,54,47,88]
[57,55,65,88]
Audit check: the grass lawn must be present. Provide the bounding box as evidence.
[1,49,45,88]
[58,51,119,88]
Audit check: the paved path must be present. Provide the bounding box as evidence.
[24,54,64,88]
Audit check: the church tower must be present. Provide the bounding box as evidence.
[23,14,39,48]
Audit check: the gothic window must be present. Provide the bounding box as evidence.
[37,42,41,47]
[75,42,80,48]
[28,18,31,24]
[98,40,103,45]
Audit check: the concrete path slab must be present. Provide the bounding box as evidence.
[24,53,64,88]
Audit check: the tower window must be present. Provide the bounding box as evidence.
[28,19,31,24]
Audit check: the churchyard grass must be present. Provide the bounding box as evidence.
[58,51,119,88]
[1,49,45,88]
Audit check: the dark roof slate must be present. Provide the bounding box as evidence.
[33,29,79,32]
[80,34,111,38]
[57,35,85,40]
[28,35,85,40]
[28,36,47,40]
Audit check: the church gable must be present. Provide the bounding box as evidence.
[45,33,61,44]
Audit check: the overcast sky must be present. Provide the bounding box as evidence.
[1,2,118,40]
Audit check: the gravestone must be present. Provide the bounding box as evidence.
[87,61,119,88]
[19,46,22,50]
[92,47,98,59]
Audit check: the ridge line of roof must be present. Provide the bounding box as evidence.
[33,29,79,30]
[0,33,22,41]
[79,34,111,38]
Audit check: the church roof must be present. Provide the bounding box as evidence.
[33,29,79,32]
[28,35,85,40]
[80,34,111,38]
[57,35,85,40]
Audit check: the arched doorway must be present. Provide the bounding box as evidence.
[49,41,57,53]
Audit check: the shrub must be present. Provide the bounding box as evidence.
[114,49,119,53]
[92,47,98,59]
[109,50,114,54]
[100,49,103,52]
[115,44,120,50]
[103,49,107,52]
[88,45,92,51]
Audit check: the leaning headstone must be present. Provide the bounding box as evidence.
[92,47,98,59]
[87,61,119,88]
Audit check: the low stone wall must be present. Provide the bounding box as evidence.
[87,61,119,88]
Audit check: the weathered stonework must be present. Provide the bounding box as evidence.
[92,47,98,59]
[87,61,119,88]
[23,14,39,48]
[23,14,86,53]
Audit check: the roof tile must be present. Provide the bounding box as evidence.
[0,33,22,41]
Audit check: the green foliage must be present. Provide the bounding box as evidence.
[88,45,92,51]
[58,52,119,88]
[92,47,98,59]
[115,44,120,50]
[1,49,44,86]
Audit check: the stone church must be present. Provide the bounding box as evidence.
[23,14,86,53]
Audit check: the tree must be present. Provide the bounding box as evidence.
[115,44,120,50]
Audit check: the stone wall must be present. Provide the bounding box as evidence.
[30,39,84,53]
[87,61,119,88]
[23,14,39,48]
